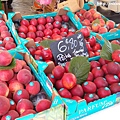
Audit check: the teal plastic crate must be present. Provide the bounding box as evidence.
[8,46,66,120]
[74,2,120,41]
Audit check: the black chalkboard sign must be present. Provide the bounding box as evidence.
[50,32,89,66]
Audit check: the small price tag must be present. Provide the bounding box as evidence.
[50,32,89,65]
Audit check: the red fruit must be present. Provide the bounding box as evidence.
[62,73,77,90]
[106,20,115,30]
[92,23,101,33]
[102,64,108,75]
[93,43,101,52]
[99,19,105,27]
[26,81,40,95]
[1,31,11,39]
[18,32,26,38]
[0,20,6,26]
[28,25,37,32]
[82,19,90,26]
[86,42,92,51]
[89,51,95,57]
[83,11,92,19]
[17,69,32,85]
[111,40,120,45]
[53,28,60,34]
[16,99,33,114]
[97,87,111,98]
[53,21,62,29]
[0,51,12,66]
[67,32,74,37]
[98,27,108,34]
[45,23,53,30]
[60,32,67,37]
[36,99,51,112]
[0,96,10,116]
[37,24,45,31]
[87,36,96,47]
[18,25,28,34]
[1,110,19,120]
[62,14,69,22]
[21,109,36,117]
[0,69,14,81]
[72,96,82,102]
[86,72,94,81]
[37,17,46,25]
[105,74,120,85]
[30,18,38,26]
[20,19,29,27]
[0,82,9,97]
[36,46,44,50]
[58,88,72,98]
[70,84,84,97]
[80,9,86,15]
[112,50,120,62]
[34,37,43,43]
[110,83,120,94]
[93,12,101,19]
[84,93,99,103]
[13,89,29,103]
[64,62,70,73]
[94,77,108,88]
[55,79,64,90]
[92,67,104,78]
[54,15,62,22]
[42,48,52,60]
[5,42,16,50]
[80,27,90,38]
[36,31,44,37]
[9,99,16,110]
[99,58,106,66]
[0,25,8,32]
[28,47,36,56]
[46,16,54,23]
[82,81,97,93]
[88,9,96,14]
[27,32,36,39]
[52,65,65,80]
[90,61,101,69]
[4,37,13,44]
[9,80,24,93]
[107,62,120,75]
[44,29,52,36]
[47,74,56,85]
[61,27,68,33]
[52,34,62,40]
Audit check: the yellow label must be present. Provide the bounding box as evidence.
[30,56,38,72]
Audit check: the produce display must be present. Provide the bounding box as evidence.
[0,50,51,119]
[16,14,76,42]
[47,49,120,103]
[0,19,16,50]
[76,8,116,34]
[0,1,120,119]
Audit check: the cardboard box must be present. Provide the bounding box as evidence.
[57,0,84,12]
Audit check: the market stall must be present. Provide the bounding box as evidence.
[0,0,120,120]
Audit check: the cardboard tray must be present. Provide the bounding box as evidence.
[8,46,66,120]
[7,10,105,63]
[73,2,120,41]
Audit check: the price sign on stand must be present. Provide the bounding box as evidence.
[50,32,89,66]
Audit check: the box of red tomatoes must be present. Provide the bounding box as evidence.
[73,2,120,41]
